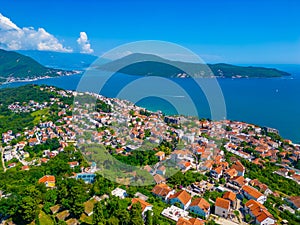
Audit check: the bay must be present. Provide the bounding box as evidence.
[1,65,300,143]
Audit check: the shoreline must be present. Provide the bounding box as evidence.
[0,70,83,85]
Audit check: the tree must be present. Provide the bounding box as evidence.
[57,178,88,218]
[93,202,105,225]
[130,202,144,225]
[17,196,39,223]
[145,210,153,225]
[107,216,120,225]
[115,209,130,225]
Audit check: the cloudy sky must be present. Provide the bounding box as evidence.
[0,0,299,63]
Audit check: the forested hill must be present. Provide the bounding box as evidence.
[0,49,73,84]
[99,53,290,78]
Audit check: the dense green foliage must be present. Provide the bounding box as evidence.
[0,49,67,83]
[0,85,73,136]
[99,53,290,78]
[113,149,158,166]
[96,99,112,113]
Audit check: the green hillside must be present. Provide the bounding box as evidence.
[99,53,290,78]
[0,49,72,84]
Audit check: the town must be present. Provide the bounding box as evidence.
[0,85,300,225]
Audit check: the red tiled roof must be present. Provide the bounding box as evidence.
[39,175,55,183]
[177,218,205,225]
[242,185,263,199]
[190,198,210,212]
[231,161,245,173]
[169,190,191,205]
[215,197,230,210]
[288,196,300,209]
[151,183,172,197]
[131,198,152,212]
[245,199,274,222]
[223,191,236,202]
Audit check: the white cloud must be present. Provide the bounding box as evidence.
[0,13,73,52]
[77,32,94,54]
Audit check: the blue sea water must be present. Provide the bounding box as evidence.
[1,65,300,143]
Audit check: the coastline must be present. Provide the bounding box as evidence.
[0,70,82,85]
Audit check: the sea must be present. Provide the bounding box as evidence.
[1,64,300,143]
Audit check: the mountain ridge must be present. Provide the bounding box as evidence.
[0,49,75,84]
[99,53,291,78]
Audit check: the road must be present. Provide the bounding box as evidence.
[0,145,7,172]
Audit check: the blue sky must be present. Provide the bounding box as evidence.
[0,0,300,63]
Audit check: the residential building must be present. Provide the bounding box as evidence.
[231,161,245,176]
[242,185,267,204]
[130,198,153,217]
[152,183,174,202]
[210,166,223,179]
[176,217,205,225]
[245,200,275,225]
[188,198,210,218]
[286,196,300,211]
[39,175,56,188]
[155,151,165,161]
[111,187,127,199]
[223,191,237,209]
[169,190,192,210]
[214,197,230,218]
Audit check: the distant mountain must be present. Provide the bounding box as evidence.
[18,50,98,70]
[99,53,290,78]
[0,49,74,84]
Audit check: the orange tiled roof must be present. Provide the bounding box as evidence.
[223,191,236,202]
[245,199,274,222]
[213,166,223,174]
[231,161,245,173]
[155,151,165,157]
[39,175,55,183]
[153,174,166,184]
[169,190,191,205]
[232,176,246,186]
[177,218,205,225]
[288,196,300,209]
[225,168,238,177]
[215,197,230,210]
[190,198,210,212]
[131,198,152,212]
[242,185,263,199]
[152,183,172,197]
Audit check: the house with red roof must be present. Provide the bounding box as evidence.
[286,196,300,211]
[130,198,153,217]
[39,175,56,188]
[231,161,245,176]
[230,176,247,187]
[152,183,175,202]
[210,166,223,179]
[176,217,205,225]
[153,174,166,184]
[223,191,237,209]
[68,161,79,168]
[242,185,266,204]
[215,197,230,218]
[188,198,210,218]
[245,199,275,225]
[169,190,192,210]
[224,168,238,179]
[155,151,165,161]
